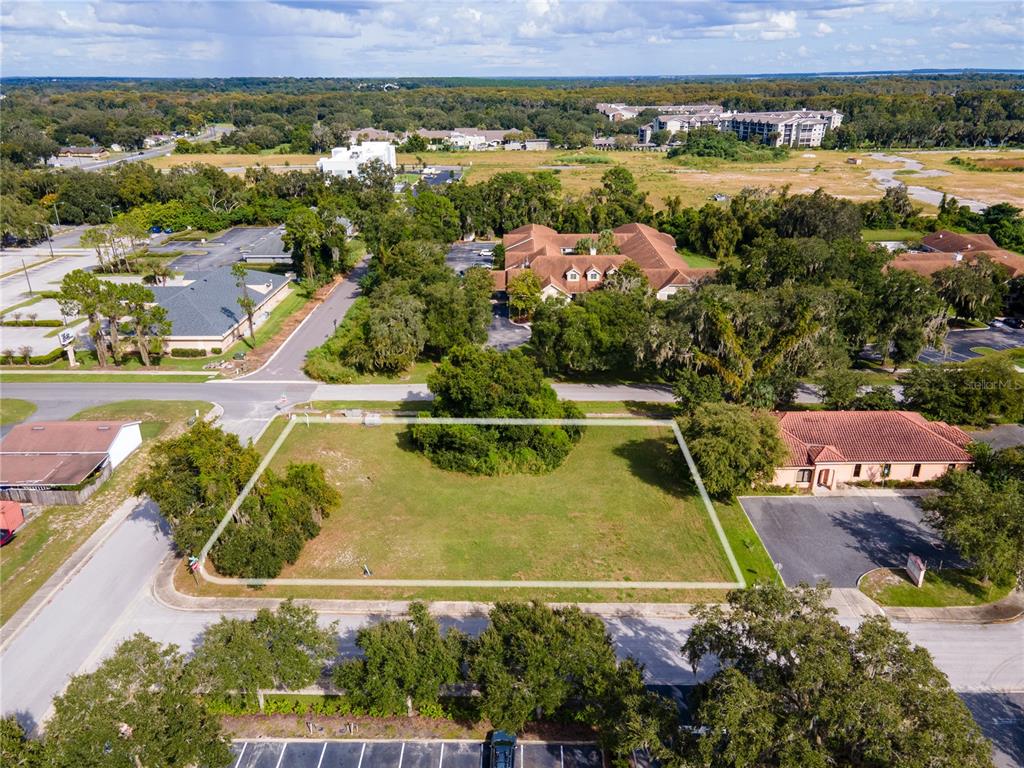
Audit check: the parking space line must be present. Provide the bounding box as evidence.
[560,746,564,768]
[439,742,445,768]
[399,742,406,768]
[358,741,367,768]
[316,743,327,768]
[520,744,525,768]
[233,743,247,768]
[274,742,287,768]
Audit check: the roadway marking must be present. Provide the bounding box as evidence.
[560,745,564,768]
[398,741,406,768]
[316,743,328,768]
[233,743,247,768]
[274,742,288,768]
[357,741,367,768]
[439,742,445,768]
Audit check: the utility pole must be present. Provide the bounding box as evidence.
[52,202,61,228]
[21,259,33,296]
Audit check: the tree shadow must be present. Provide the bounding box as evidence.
[10,708,39,737]
[960,692,1024,766]
[827,502,966,571]
[612,437,696,499]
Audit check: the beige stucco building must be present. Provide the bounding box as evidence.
[772,411,973,492]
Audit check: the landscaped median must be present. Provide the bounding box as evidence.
[860,567,1014,609]
[173,412,779,604]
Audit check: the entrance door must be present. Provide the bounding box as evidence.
[816,468,831,488]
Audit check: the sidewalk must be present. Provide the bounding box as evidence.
[880,590,1024,624]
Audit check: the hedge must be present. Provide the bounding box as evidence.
[1,319,63,327]
[170,348,207,358]
[0,347,65,366]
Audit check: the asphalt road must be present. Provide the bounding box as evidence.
[741,495,960,588]
[239,258,369,382]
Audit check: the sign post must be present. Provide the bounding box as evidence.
[905,553,927,588]
[57,329,78,367]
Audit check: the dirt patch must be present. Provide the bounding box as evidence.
[222,713,597,741]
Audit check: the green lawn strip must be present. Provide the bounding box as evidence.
[260,422,735,584]
[860,228,924,242]
[0,295,44,316]
[716,500,782,586]
[0,400,211,625]
[253,416,291,454]
[44,317,86,337]
[679,249,718,269]
[0,398,38,425]
[0,373,215,383]
[344,359,436,385]
[70,399,211,440]
[305,400,433,414]
[860,567,1013,608]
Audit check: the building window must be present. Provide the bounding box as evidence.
[566,270,580,281]
[586,269,601,281]
[797,469,812,483]
[912,463,922,478]
[853,464,861,478]
[882,464,891,478]
[948,463,956,471]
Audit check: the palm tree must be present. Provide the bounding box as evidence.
[142,260,172,286]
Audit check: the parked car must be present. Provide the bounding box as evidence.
[0,529,14,547]
[1005,317,1023,329]
[479,249,494,258]
[149,225,163,234]
[489,731,516,768]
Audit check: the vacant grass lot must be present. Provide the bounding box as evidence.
[883,150,1024,208]
[149,153,320,170]
[0,400,210,624]
[262,422,736,584]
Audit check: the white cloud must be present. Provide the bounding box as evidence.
[815,22,833,36]
[950,41,972,49]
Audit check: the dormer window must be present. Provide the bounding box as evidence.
[566,269,580,281]
[586,269,602,281]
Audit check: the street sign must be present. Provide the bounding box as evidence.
[57,329,75,347]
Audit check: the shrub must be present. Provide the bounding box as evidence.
[0,319,63,327]
[170,347,207,358]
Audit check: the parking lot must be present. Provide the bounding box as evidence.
[740,495,961,587]
[159,226,287,271]
[446,241,497,274]
[918,326,1024,364]
[231,740,602,768]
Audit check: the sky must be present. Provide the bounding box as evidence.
[0,0,1021,78]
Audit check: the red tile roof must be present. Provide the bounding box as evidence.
[775,411,972,467]
[889,249,1024,279]
[500,223,711,295]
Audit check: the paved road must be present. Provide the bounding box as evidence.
[487,301,531,351]
[741,495,961,587]
[240,259,369,382]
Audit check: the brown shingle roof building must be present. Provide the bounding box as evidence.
[772,411,972,490]
[921,230,999,254]
[498,223,711,300]
[0,421,143,502]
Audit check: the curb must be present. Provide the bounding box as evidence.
[859,568,1024,624]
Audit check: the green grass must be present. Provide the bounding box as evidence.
[260,423,736,585]
[0,295,44,317]
[0,398,38,425]
[716,500,781,586]
[70,399,211,439]
[0,373,215,383]
[860,568,1013,608]
[860,228,924,242]
[0,400,211,625]
[224,288,307,356]
[552,152,613,165]
[679,249,718,269]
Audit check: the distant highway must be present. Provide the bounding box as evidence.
[63,125,224,172]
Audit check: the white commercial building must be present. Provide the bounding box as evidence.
[317,142,397,177]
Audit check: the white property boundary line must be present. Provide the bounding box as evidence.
[197,416,746,590]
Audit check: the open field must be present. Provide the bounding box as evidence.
[0,400,210,624]
[148,153,320,171]
[267,423,734,582]
[0,398,37,425]
[182,419,779,602]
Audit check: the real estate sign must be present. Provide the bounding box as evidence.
[905,553,927,588]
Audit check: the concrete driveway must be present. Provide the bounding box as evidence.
[741,495,961,587]
[486,301,531,351]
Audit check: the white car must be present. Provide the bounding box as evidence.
[479,249,493,257]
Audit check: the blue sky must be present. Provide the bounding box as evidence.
[1,0,1021,78]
